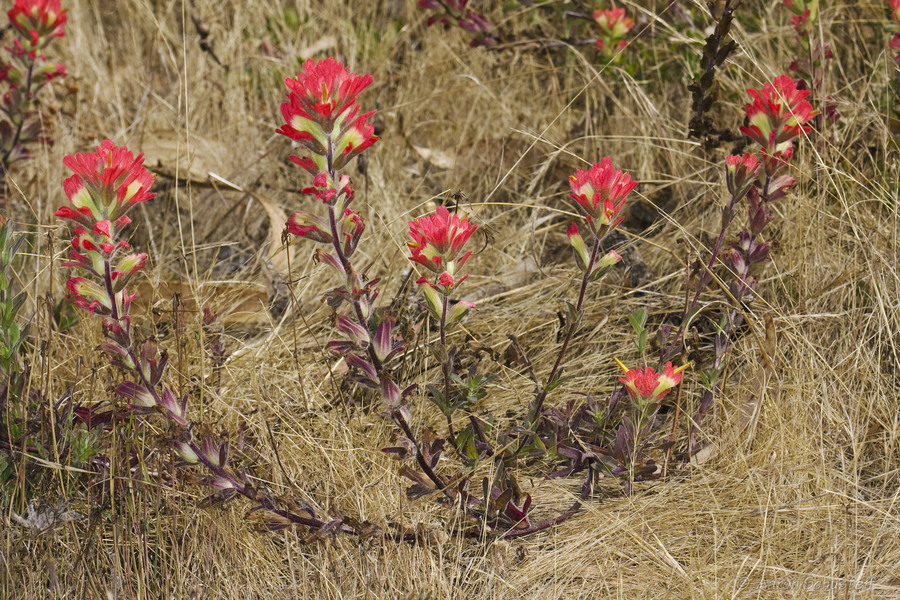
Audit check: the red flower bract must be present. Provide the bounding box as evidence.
[276,58,378,174]
[740,75,816,152]
[593,8,634,36]
[56,141,155,287]
[616,360,689,402]
[569,157,638,231]
[282,57,373,124]
[57,140,156,227]
[407,206,478,276]
[8,0,67,47]
[725,153,761,200]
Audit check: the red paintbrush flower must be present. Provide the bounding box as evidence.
[56,141,155,297]
[593,8,633,38]
[408,205,477,274]
[740,75,816,153]
[277,58,378,174]
[58,140,155,227]
[569,157,637,233]
[7,0,67,49]
[615,360,690,402]
[593,8,633,57]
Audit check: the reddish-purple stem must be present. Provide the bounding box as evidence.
[523,232,602,439]
[323,145,450,497]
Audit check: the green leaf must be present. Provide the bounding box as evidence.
[544,372,573,393]
[283,9,300,32]
[636,330,648,354]
[9,292,25,318]
[427,384,451,417]
[716,313,728,333]
[700,368,719,388]
[456,427,478,462]
[629,308,647,334]
[9,232,25,261]
[564,301,578,328]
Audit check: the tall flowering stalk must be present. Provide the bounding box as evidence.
[0,0,67,195]
[733,75,813,279]
[280,59,568,535]
[668,74,813,358]
[662,75,815,457]
[474,158,638,517]
[524,158,635,431]
[57,141,339,533]
[277,58,462,504]
[408,205,476,442]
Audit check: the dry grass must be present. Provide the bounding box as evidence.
[3,0,900,598]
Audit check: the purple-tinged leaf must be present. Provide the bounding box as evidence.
[345,353,378,384]
[382,436,417,460]
[115,381,154,408]
[381,378,401,407]
[326,340,356,355]
[159,386,189,426]
[314,249,344,274]
[372,318,393,362]
[335,315,369,343]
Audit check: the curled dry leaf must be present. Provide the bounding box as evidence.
[411,143,457,170]
[132,279,270,325]
[138,129,231,185]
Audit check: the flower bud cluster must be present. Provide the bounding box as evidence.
[407,204,479,333]
[593,8,634,62]
[565,157,636,279]
[740,75,814,163]
[569,157,637,234]
[408,206,477,294]
[278,60,374,293]
[8,0,66,54]
[276,58,377,177]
